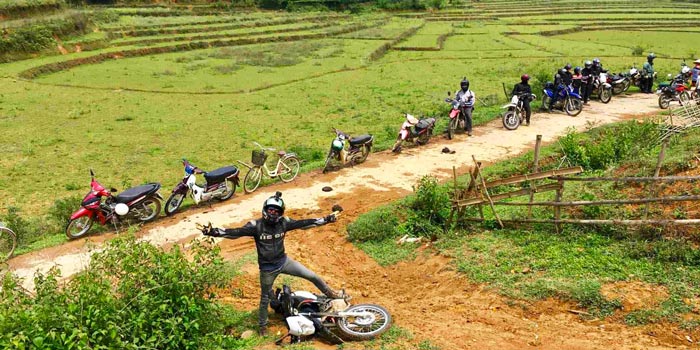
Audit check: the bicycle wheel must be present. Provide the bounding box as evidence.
[244,166,263,193]
[279,157,300,183]
[0,227,16,261]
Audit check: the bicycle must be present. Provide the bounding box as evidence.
[237,142,301,194]
[0,222,17,262]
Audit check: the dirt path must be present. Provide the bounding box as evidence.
[10,93,691,349]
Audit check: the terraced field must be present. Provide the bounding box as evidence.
[0,0,696,241]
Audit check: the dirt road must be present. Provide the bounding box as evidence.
[11,93,692,349]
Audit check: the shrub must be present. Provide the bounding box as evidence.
[0,235,240,349]
[347,205,399,242]
[631,45,645,56]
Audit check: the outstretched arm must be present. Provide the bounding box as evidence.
[284,214,337,231]
[201,221,257,238]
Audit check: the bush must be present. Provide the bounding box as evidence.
[347,205,399,242]
[0,235,241,350]
[409,176,450,226]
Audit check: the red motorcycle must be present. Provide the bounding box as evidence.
[66,170,163,240]
[391,114,435,153]
[657,74,692,109]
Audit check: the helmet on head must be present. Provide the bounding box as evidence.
[574,66,581,74]
[681,65,691,75]
[405,113,419,125]
[564,63,572,71]
[592,58,600,65]
[694,58,700,65]
[584,60,592,68]
[521,74,530,82]
[647,53,656,61]
[558,68,567,76]
[262,191,285,223]
[460,77,470,91]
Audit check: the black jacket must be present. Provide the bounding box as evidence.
[512,82,532,98]
[219,216,329,271]
[581,67,593,83]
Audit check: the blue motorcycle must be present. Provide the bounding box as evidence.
[541,82,583,116]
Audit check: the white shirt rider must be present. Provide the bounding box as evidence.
[455,89,475,107]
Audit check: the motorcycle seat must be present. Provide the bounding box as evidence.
[115,183,160,203]
[204,166,239,185]
[349,134,372,146]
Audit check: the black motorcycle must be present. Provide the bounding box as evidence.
[270,285,392,345]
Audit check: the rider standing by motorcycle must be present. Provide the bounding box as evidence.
[692,59,700,88]
[642,53,656,93]
[548,68,567,112]
[581,60,594,104]
[200,192,344,337]
[455,78,475,136]
[511,74,533,125]
[572,66,582,95]
[562,63,574,85]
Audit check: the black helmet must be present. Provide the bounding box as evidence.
[262,191,285,223]
[558,68,567,76]
[521,74,530,82]
[574,66,581,74]
[584,60,592,68]
[647,53,656,61]
[592,58,600,65]
[564,63,572,70]
[460,77,470,91]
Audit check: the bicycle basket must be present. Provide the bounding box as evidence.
[251,149,268,166]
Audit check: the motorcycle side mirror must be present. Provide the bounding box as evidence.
[110,188,118,193]
[89,169,95,177]
[447,91,451,96]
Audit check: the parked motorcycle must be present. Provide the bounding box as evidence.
[391,114,436,153]
[163,159,240,216]
[592,71,613,103]
[542,82,583,116]
[657,74,692,109]
[322,128,374,173]
[609,72,630,95]
[270,284,392,344]
[444,91,472,140]
[502,93,536,130]
[627,66,656,92]
[66,170,162,240]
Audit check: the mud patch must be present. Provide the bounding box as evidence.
[601,281,669,312]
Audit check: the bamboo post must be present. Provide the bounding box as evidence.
[644,139,668,218]
[447,166,459,230]
[554,178,564,234]
[468,166,484,221]
[473,155,504,228]
[528,135,543,219]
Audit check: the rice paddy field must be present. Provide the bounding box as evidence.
[1,0,697,218]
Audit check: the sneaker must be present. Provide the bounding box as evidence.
[258,326,267,337]
[524,122,530,126]
[326,289,351,301]
[467,132,473,136]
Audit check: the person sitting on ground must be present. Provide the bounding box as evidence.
[455,77,476,136]
[511,74,533,125]
[200,191,345,337]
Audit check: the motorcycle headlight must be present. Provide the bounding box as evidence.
[331,139,344,151]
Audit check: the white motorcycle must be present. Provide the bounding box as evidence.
[592,71,613,103]
[164,159,240,216]
[502,93,536,130]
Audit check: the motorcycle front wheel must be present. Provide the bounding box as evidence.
[65,216,94,240]
[336,304,392,341]
[391,139,403,153]
[164,192,186,216]
[133,197,161,222]
[447,118,457,140]
[322,150,336,174]
[600,88,612,103]
[565,98,583,116]
[279,157,300,183]
[243,166,263,193]
[502,110,520,130]
[658,96,670,109]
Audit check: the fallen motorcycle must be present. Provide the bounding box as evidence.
[502,93,536,130]
[270,284,392,345]
[66,170,162,239]
[391,114,436,153]
[163,159,240,216]
[322,128,373,173]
